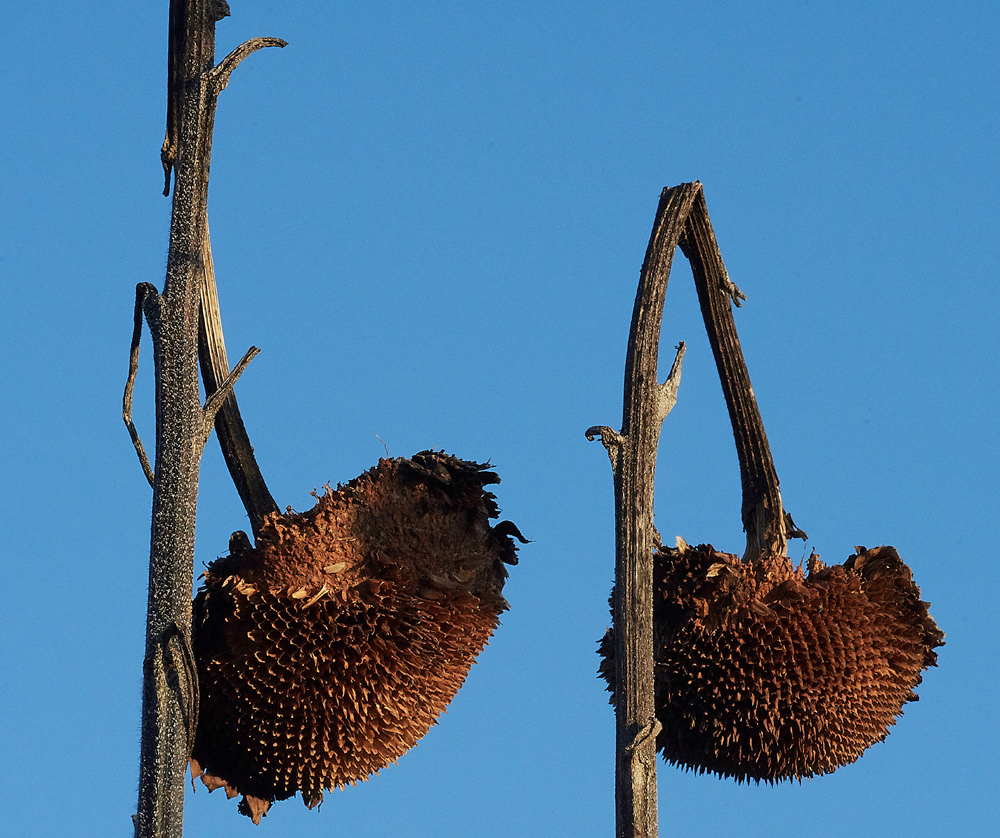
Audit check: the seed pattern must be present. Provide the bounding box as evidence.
[599,543,943,782]
[191,451,522,821]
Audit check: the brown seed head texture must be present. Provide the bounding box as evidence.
[599,543,944,783]
[191,451,522,822]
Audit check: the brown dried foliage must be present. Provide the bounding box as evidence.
[599,543,944,782]
[190,451,522,822]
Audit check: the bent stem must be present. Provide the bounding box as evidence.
[678,187,791,570]
[586,182,809,835]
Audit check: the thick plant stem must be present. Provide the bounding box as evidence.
[587,183,699,838]
[135,5,220,835]
[134,4,219,835]
[133,3,284,835]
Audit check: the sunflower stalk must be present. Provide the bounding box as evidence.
[586,182,699,838]
[127,2,284,834]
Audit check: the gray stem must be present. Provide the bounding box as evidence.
[587,183,700,838]
[134,3,284,835]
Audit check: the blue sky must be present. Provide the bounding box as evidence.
[2,2,997,836]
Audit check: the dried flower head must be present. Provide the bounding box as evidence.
[191,451,524,822]
[599,542,943,782]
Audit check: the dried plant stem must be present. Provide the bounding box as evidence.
[128,3,284,835]
[199,340,260,446]
[586,183,700,838]
[198,215,280,536]
[677,188,792,568]
[587,181,801,835]
[124,283,158,488]
[132,6,220,833]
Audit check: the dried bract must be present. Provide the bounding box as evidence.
[191,451,523,821]
[599,543,943,782]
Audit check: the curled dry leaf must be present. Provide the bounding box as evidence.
[599,542,944,782]
[191,451,522,822]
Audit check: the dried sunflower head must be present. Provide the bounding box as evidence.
[599,543,943,782]
[191,451,524,822]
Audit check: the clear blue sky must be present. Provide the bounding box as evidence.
[3,2,997,836]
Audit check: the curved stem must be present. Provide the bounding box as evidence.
[209,37,287,93]
[678,189,787,567]
[124,283,162,487]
